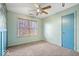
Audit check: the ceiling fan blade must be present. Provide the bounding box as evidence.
[34,4,39,8]
[42,5,51,10]
[42,11,48,14]
[34,4,41,8]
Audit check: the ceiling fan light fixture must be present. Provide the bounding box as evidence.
[32,4,51,16]
[37,8,40,12]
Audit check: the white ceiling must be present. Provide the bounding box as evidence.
[6,3,78,19]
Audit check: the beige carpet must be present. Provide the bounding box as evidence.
[6,41,79,56]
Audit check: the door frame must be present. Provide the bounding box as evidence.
[61,11,77,50]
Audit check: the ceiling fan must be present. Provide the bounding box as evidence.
[29,3,65,16]
[33,4,51,16]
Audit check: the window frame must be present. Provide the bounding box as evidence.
[17,18,38,37]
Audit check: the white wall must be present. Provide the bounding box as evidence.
[44,16,61,46]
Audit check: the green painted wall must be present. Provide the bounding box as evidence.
[7,11,44,46]
[44,4,79,52]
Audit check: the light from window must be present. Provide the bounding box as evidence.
[17,18,38,37]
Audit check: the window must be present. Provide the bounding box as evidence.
[17,18,38,37]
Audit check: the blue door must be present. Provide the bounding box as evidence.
[62,13,74,50]
[2,31,6,56]
[0,31,6,56]
[0,32,2,56]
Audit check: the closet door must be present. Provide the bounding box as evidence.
[2,31,6,55]
[0,32,2,56]
[61,13,74,50]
